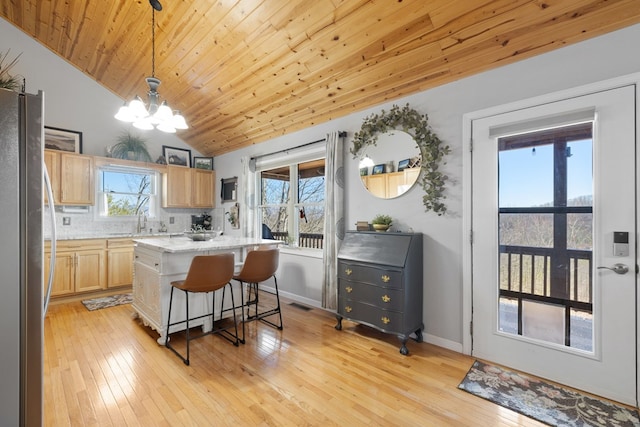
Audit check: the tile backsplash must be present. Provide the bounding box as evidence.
[44,206,225,239]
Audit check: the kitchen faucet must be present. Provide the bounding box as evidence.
[137,211,147,233]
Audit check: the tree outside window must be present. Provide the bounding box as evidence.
[259,159,325,248]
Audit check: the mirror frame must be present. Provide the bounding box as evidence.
[351,104,450,215]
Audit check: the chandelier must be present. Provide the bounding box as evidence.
[114,0,187,133]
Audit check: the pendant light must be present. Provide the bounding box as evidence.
[114,0,187,133]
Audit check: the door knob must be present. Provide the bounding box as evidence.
[597,263,629,275]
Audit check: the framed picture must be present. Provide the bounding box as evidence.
[193,156,213,170]
[359,167,369,176]
[397,158,410,171]
[372,164,385,175]
[44,126,82,153]
[221,177,237,202]
[162,145,191,167]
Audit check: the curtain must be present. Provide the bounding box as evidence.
[240,156,256,238]
[322,131,345,309]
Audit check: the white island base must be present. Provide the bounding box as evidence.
[132,235,279,344]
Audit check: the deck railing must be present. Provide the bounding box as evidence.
[270,232,324,249]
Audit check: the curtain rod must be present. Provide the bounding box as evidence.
[250,131,347,161]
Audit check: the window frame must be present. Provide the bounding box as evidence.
[95,165,160,220]
[254,144,325,249]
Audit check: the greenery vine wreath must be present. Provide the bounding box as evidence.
[351,104,450,215]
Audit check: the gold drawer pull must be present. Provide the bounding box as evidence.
[345,268,352,276]
[345,306,352,313]
[345,286,353,293]
[381,275,390,283]
[382,295,390,303]
[381,316,390,324]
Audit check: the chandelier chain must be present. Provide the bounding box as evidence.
[151,9,155,78]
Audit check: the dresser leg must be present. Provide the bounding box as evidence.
[414,327,423,343]
[399,338,409,356]
[335,315,343,330]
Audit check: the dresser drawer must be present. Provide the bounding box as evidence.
[338,298,403,334]
[339,279,404,312]
[338,261,403,289]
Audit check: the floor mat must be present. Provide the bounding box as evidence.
[458,360,639,427]
[81,293,133,311]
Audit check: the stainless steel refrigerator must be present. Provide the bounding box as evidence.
[0,87,55,426]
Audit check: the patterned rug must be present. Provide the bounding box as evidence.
[459,360,640,427]
[81,293,132,311]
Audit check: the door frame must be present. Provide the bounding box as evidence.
[462,73,640,405]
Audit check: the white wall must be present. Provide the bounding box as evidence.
[0,18,196,160]
[4,13,640,351]
[215,24,640,351]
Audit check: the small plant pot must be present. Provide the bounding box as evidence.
[372,224,390,232]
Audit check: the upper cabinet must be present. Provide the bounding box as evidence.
[44,150,95,206]
[162,165,215,208]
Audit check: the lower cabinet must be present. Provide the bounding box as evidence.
[44,239,106,297]
[107,238,134,288]
[45,237,135,298]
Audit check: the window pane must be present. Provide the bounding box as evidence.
[298,160,325,203]
[499,213,553,248]
[102,171,152,194]
[499,143,553,207]
[261,206,289,236]
[567,139,593,205]
[261,169,290,204]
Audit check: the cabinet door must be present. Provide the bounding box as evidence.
[386,172,404,198]
[44,251,74,297]
[191,169,215,208]
[59,153,94,205]
[366,174,387,198]
[75,250,106,293]
[107,247,134,288]
[43,150,60,204]
[162,165,192,207]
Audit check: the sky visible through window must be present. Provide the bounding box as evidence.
[499,139,592,207]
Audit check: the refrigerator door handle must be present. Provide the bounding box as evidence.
[43,161,56,315]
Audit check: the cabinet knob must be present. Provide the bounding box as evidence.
[382,295,390,303]
[345,268,352,276]
[381,316,390,324]
[381,275,390,283]
[345,286,353,293]
[345,306,352,313]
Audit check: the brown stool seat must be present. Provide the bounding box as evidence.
[165,253,239,365]
[232,248,282,341]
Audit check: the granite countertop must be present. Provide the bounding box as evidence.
[46,232,185,241]
[133,235,281,253]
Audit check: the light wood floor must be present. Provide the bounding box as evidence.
[44,294,547,426]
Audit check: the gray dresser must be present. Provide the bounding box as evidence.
[335,231,423,355]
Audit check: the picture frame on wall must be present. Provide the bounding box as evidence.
[162,145,192,167]
[44,126,82,153]
[193,156,214,170]
[372,164,385,175]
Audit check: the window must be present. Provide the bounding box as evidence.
[97,166,159,218]
[258,159,325,248]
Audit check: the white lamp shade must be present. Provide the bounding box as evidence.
[157,122,176,133]
[114,104,135,122]
[133,117,154,130]
[129,97,148,118]
[172,112,188,129]
[155,101,173,121]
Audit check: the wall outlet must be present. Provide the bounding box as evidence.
[62,217,71,226]
[169,217,175,224]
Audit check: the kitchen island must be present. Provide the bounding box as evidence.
[132,235,279,344]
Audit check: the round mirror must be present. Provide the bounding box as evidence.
[358,130,421,199]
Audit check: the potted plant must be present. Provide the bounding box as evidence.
[110,131,152,162]
[371,214,392,232]
[0,50,22,91]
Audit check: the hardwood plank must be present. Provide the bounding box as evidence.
[43,294,550,427]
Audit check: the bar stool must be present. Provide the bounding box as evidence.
[165,253,238,365]
[233,248,282,341]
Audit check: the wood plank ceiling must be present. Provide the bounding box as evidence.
[1,0,639,156]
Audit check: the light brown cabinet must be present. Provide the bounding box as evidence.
[44,150,95,205]
[362,168,420,198]
[44,239,106,297]
[107,239,134,288]
[162,165,215,208]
